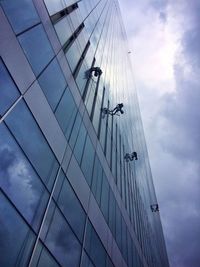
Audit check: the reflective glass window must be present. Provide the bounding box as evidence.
[55,87,77,139]
[85,82,96,116]
[31,242,60,267]
[55,170,86,242]
[43,205,81,267]
[5,100,59,190]
[92,97,101,134]
[108,189,115,236]
[65,39,81,72]
[81,250,95,267]
[0,123,49,230]
[0,0,40,34]
[75,61,88,95]
[54,17,72,46]
[0,192,35,267]
[100,173,110,222]
[85,221,107,267]
[106,256,115,267]
[68,111,82,149]
[44,0,65,15]
[106,129,111,164]
[53,170,65,201]
[91,156,102,205]
[99,118,105,147]
[81,135,95,186]
[0,59,20,116]
[73,122,87,164]
[18,24,54,76]
[38,58,67,111]
[122,219,128,262]
[115,204,122,250]
[127,232,133,267]
[68,8,82,32]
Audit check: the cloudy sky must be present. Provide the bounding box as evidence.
[119,0,200,266]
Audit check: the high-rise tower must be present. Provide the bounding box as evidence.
[0,1,169,267]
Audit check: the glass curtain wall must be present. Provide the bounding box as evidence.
[0,1,169,267]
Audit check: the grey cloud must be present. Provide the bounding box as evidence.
[119,0,200,266]
[151,0,168,10]
[153,2,200,266]
[182,27,200,70]
[151,0,168,22]
[160,72,200,163]
[159,11,167,23]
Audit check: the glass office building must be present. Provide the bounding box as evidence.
[0,0,169,267]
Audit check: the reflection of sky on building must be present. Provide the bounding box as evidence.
[92,1,164,259]
[0,192,35,266]
[44,208,81,267]
[0,123,47,229]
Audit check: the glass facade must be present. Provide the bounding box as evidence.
[0,1,169,267]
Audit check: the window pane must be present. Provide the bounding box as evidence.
[38,58,67,111]
[73,122,87,164]
[122,219,128,262]
[55,87,77,139]
[0,123,49,230]
[68,111,82,149]
[54,17,72,46]
[81,135,95,186]
[5,100,59,190]
[65,40,81,72]
[55,171,86,242]
[75,61,88,95]
[1,0,40,34]
[0,59,20,115]
[106,256,115,267]
[44,207,81,267]
[18,24,54,76]
[108,190,115,236]
[91,156,102,205]
[100,173,110,222]
[81,250,95,267]
[0,192,35,267]
[85,221,106,267]
[115,204,122,250]
[44,0,65,16]
[31,242,60,267]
